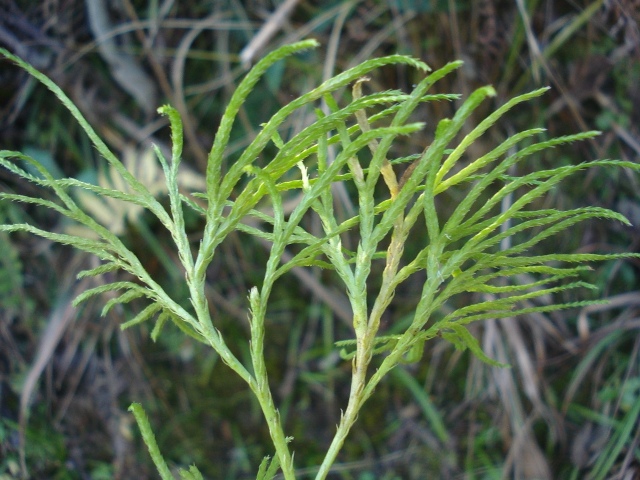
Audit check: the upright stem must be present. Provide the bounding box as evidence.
[247,283,296,479]
[252,381,296,479]
[314,333,372,480]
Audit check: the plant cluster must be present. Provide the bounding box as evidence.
[1,40,637,479]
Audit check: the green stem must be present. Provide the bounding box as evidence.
[251,377,295,479]
[248,288,296,479]
[314,342,370,480]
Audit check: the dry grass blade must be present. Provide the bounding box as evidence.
[18,274,92,477]
[577,291,640,340]
[240,0,303,67]
[85,0,157,113]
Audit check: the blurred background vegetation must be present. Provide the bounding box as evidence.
[1,0,639,479]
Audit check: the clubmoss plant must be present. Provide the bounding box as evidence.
[1,40,638,479]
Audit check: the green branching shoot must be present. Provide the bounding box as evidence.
[1,41,638,480]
